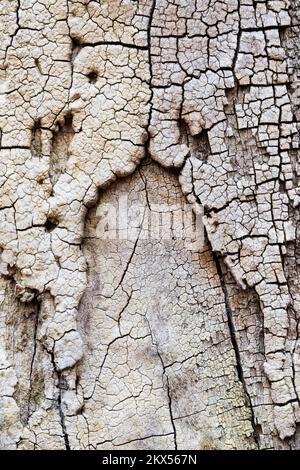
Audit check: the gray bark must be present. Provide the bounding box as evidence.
[0,0,299,450]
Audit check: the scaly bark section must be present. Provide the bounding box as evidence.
[0,0,299,449]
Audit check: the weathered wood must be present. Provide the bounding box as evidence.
[0,0,299,450]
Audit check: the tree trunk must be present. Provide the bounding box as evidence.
[0,0,299,450]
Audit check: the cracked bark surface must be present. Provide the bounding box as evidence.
[0,0,300,450]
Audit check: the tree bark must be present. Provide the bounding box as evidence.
[0,0,299,450]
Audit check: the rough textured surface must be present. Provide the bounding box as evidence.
[0,0,299,450]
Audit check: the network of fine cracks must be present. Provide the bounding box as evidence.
[0,0,300,450]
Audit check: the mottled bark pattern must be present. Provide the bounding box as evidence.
[0,0,299,450]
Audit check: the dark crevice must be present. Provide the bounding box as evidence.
[143,0,157,161]
[57,381,71,450]
[84,333,131,401]
[273,398,298,407]
[49,352,70,450]
[212,252,260,449]
[242,25,291,33]
[26,297,41,422]
[79,40,148,50]
[30,120,42,158]
[117,290,132,335]
[4,0,20,63]
[165,372,178,450]
[34,58,43,75]
[138,167,151,210]
[144,316,177,450]
[70,37,82,62]
[45,218,58,232]
[213,255,244,382]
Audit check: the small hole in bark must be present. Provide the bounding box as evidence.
[31,119,42,158]
[70,37,82,62]
[279,181,286,193]
[45,218,58,232]
[178,119,188,143]
[71,37,81,48]
[87,71,98,84]
[36,176,45,184]
[64,112,73,127]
